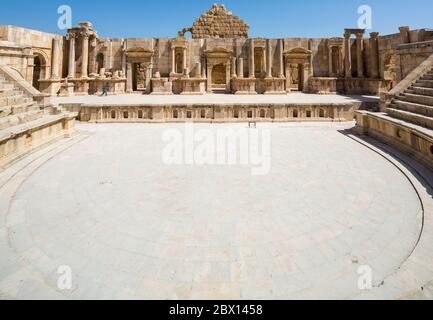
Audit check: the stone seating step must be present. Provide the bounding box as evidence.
[421,74,433,80]
[0,106,12,118]
[0,113,69,143]
[0,83,14,91]
[0,101,37,117]
[387,107,433,129]
[408,86,433,97]
[11,101,39,115]
[399,93,433,106]
[365,111,433,139]
[0,95,31,108]
[0,89,26,98]
[0,89,19,97]
[415,80,433,88]
[392,100,433,117]
[0,109,44,131]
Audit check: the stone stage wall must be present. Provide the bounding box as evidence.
[60,101,378,123]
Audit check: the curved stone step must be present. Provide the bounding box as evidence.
[11,101,38,115]
[387,107,433,129]
[399,93,433,106]
[0,109,44,130]
[392,100,433,117]
[409,86,433,97]
[415,80,433,88]
[421,74,433,80]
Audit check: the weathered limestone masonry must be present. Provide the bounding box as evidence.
[61,102,358,123]
[0,4,432,125]
[356,35,433,170]
[0,65,76,167]
[4,3,428,99]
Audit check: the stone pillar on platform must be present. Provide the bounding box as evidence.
[67,35,76,78]
[266,39,272,78]
[51,39,60,79]
[344,31,351,79]
[369,32,380,79]
[231,57,237,78]
[81,35,89,78]
[237,58,244,79]
[278,39,284,78]
[249,39,255,78]
[356,32,364,78]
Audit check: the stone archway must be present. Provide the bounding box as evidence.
[33,56,42,90]
[32,50,50,90]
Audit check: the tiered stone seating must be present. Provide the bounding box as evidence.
[0,65,77,168]
[355,53,433,170]
[387,69,433,128]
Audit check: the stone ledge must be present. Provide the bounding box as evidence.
[0,112,77,168]
[355,110,433,171]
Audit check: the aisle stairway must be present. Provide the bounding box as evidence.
[0,65,77,168]
[387,68,433,129]
[355,53,433,171]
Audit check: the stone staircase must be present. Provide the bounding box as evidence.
[387,68,433,129]
[0,73,45,130]
[355,53,433,171]
[0,65,77,168]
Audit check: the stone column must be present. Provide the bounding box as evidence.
[370,32,380,79]
[126,63,133,93]
[399,26,410,44]
[121,50,126,76]
[278,39,284,78]
[266,39,272,78]
[356,32,364,78]
[328,46,333,77]
[51,38,60,79]
[89,38,98,75]
[195,61,201,78]
[344,32,351,78]
[81,35,89,78]
[206,65,212,93]
[231,57,237,78]
[249,39,255,78]
[171,47,176,74]
[285,64,291,93]
[201,58,207,78]
[226,63,231,92]
[183,47,187,71]
[68,35,76,78]
[237,58,244,79]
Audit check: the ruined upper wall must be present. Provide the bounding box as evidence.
[182,4,249,39]
[0,25,62,49]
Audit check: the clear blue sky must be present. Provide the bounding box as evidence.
[1,0,432,38]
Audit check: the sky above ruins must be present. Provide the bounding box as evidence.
[1,0,432,38]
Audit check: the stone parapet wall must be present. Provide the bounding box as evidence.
[355,111,433,171]
[62,102,361,123]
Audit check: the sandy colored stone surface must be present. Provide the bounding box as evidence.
[52,93,378,106]
[0,121,429,299]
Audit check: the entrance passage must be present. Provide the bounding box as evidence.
[33,56,41,90]
[132,63,147,92]
[211,64,227,93]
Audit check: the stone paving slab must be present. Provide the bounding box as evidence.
[52,93,379,106]
[0,121,431,300]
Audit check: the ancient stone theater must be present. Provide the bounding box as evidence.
[1,3,433,300]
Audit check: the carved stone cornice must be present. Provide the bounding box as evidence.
[67,22,98,40]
